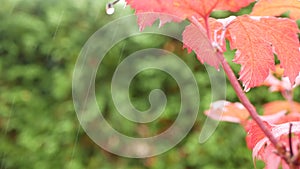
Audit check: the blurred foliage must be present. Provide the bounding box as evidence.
[0,0,290,169]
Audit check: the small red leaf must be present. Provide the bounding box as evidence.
[136,12,178,31]
[227,15,300,90]
[263,65,300,92]
[263,100,300,115]
[256,143,281,169]
[204,100,250,123]
[245,120,273,149]
[263,74,293,92]
[275,113,300,124]
[251,0,300,20]
[182,23,220,68]
[251,122,300,169]
[259,111,287,124]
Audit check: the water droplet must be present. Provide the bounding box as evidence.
[106,3,115,15]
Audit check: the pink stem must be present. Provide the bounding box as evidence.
[216,52,278,147]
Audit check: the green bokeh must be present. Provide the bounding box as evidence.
[0,1,281,169]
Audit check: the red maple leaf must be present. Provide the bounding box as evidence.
[251,0,300,20]
[227,15,300,90]
[126,0,254,30]
[182,17,225,68]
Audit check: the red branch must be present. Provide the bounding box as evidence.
[216,52,279,147]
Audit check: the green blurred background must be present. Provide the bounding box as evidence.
[0,0,293,169]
